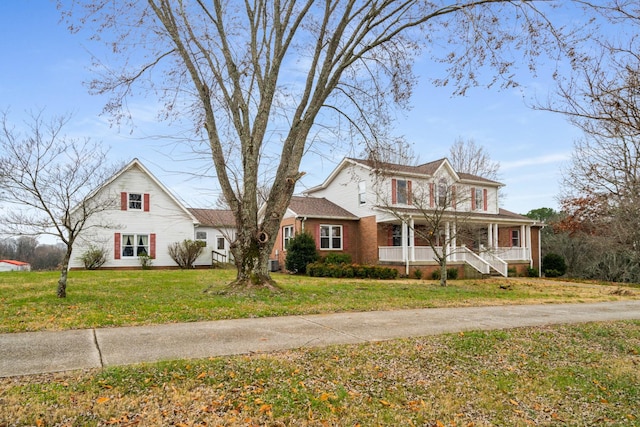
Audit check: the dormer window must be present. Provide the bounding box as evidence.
[129,193,142,210]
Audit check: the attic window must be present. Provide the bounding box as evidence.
[129,193,142,210]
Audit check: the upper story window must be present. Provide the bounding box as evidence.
[392,179,411,205]
[358,181,366,205]
[438,179,448,207]
[320,225,342,250]
[475,188,483,210]
[283,225,294,250]
[121,192,149,211]
[129,193,142,210]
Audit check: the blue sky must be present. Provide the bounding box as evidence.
[0,1,586,215]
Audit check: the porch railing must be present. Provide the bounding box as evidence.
[480,251,508,277]
[379,245,522,277]
[457,246,491,275]
[495,247,530,261]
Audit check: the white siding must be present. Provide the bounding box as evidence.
[69,164,197,269]
[193,226,236,266]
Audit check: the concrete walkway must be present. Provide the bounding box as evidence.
[2,300,640,378]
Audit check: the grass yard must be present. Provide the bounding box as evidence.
[1,321,639,426]
[0,269,638,333]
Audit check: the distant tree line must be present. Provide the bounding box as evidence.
[0,237,65,271]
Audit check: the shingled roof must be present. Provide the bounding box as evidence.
[188,208,236,227]
[288,196,358,220]
[348,157,501,185]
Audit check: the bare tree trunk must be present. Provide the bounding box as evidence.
[57,245,73,298]
[222,230,280,293]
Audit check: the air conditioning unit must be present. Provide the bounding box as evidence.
[269,259,280,272]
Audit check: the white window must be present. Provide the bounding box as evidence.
[320,225,342,250]
[438,179,448,207]
[216,236,225,250]
[511,230,520,247]
[283,225,294,250]
[128,193,142,210]
[358,181,366,205]
[396,179,408,205]
[122,234,149,257]
[475,188,484,211]
[195,231,207,245]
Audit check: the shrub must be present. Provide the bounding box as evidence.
[543,253,567,277]
[526,267,539,277]
[323,253,352,265]
[507,267,518,277]
[431,267,458,280]
[307,262,397,279]
[80,246,107,270]
[168,239,205,269]
[413,269,422,279]
[285,232,319,274]
[139,254,154,270]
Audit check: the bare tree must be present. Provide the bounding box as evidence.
[60,0,588,290]
[0,111,120,297]
[539,3,640,281]
[448,138,500,180]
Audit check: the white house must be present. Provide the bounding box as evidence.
[69,159,235,269]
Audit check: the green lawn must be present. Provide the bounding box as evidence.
[1,321,638,426]
[1,270,639,425]
[1,269,637,332]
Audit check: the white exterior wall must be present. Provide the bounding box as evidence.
[310,161,501,217]
[69,164,197,269]
[193,226,236,266]
[308,163,379,219]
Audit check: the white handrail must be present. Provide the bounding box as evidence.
[458,246,490,275]
[480,251,508,277]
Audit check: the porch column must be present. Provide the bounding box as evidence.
[445,221,450,261]
[409,217,415,262]
[525,225,531,259]
[402,220,408,262]
[487,223,493,249]
[451,222,457,261]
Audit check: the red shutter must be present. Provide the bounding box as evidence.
[483,189,488,211]
[114,233,121,259]
[120,192,127,210]
[429,183,434,207]
[471,188,476,210]
[315,224,321,249]
[144,193,150,212]
[150,233,156,258]
[407,180,412,205]
[391,179,397,204]
[387,227,393,246]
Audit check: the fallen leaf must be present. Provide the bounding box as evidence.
[196,372,207,379]
[509,399,519,406]
[96,396,111,404]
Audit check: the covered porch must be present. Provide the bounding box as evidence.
[377,218,535,277]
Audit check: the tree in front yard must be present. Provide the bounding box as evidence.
[0,110,120,298]
[58,1,593,291]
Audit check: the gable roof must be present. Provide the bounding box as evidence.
[77,158,199,224]
[188,209,236,227]
[287,196,358,220]
[306,157,501,195]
